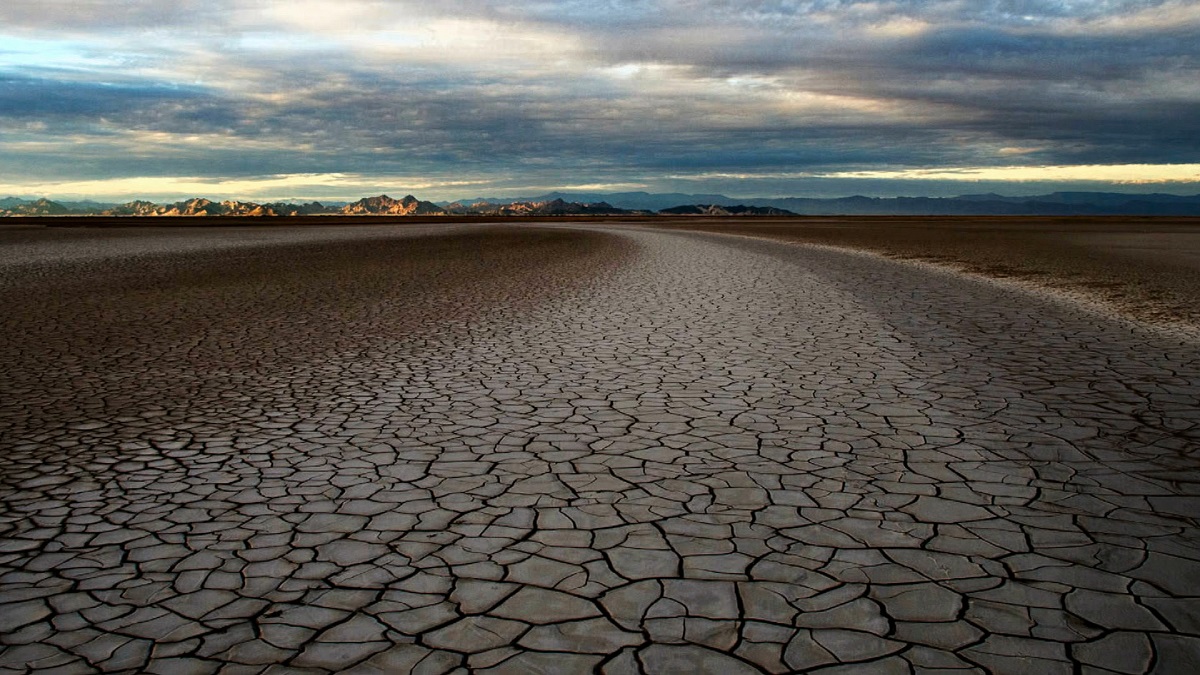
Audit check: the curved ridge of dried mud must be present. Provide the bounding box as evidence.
[1,225,1198,674]
[637,217,1200,343]
[723,233,1200,347]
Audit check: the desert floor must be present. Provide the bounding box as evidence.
[1,220,1198,674]
[643,216,1200,335]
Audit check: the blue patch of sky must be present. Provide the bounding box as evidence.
[0,35,117,73]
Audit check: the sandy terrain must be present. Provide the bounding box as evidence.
[1,223,1198,673]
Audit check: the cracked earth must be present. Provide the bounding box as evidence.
[1,224,1198,674]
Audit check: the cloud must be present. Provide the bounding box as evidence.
[819,163,1200,184]
[0,172,489,202]
[0,74,206,117]
[0,1,1197,197]
[0,0,232,30]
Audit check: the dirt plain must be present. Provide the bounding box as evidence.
[2,216,1198,674]
[10,214,1199,333]
[639,216,1200,333]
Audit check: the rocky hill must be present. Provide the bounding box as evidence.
[264,202,331,216]
[97,199,279,217]
[341,195,444,216]
[1,195,445,217]
[102,200,163,216]
[2,198,71,216]
[445,198,635,216]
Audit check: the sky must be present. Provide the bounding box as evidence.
[1,0,1199,202]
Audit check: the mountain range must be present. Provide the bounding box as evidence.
[3,191,1200,217]
[0,195,638,217]
[448,191,1200,215]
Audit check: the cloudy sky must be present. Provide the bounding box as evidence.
[2,0,1199,201]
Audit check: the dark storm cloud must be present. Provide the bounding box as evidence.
[488,2,1200,169]
[902,26,1199,81]
[229,66,950,170]
[848,24,1200,164]
[0,74,206,118]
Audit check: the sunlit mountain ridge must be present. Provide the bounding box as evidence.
[4,192,1200,217]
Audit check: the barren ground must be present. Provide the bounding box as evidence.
[642,216,1200,333]
[1,221,1198,674]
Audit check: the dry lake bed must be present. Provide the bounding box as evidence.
[1,219,1199,674]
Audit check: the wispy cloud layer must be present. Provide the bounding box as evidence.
[1,1,1198,199]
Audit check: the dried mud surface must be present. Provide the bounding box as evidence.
[1,223,1198,674]
[644,217,1200,334]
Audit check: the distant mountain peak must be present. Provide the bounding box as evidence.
[3,190,1199,218]
[342,194,444,215]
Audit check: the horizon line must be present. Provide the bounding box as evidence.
[7,188,1200,205]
